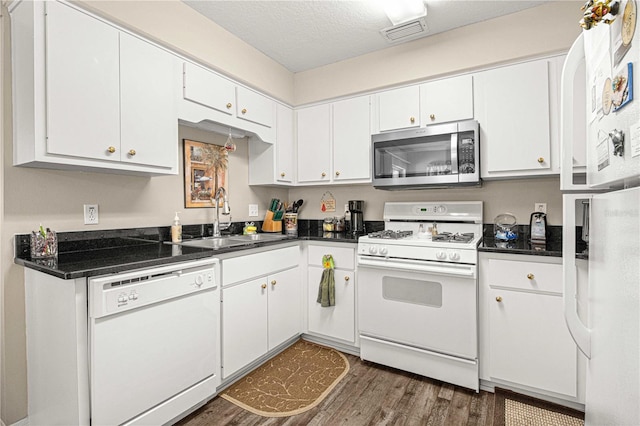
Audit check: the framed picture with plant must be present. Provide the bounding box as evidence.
[183,139,229,208]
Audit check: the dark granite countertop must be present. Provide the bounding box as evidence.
[14,220,372,279]
[16,221,587,279]
[15,239,216,280]
[479,237,563,257]
[478,224,587,259]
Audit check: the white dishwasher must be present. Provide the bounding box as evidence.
[88,258,220,426]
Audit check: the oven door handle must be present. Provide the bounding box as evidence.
[357,256,476,278]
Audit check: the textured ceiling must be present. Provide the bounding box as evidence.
[182,0,551,73]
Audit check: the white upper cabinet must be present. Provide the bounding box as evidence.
[236,86,275,128]
[296,104,332,183]
[420,75,474,125]
[375,75,474,133]
[11,1,178,175]
[377,86,420,132]
[332,96,371,182]
[474,59,555,179]
[181,62,276,142]
[275,104,295,183]
[296,96,371,185]
[45,1,120,162]
[248,103,294,186]
[120,33,178,169]
[183,62,236,117]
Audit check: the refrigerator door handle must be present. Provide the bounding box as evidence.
[560,33,588,192]
[563,193,592,358]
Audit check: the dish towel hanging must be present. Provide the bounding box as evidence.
[317,254,335,307]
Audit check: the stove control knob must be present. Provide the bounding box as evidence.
[436,205,447,214]
[369,246,378,255]
[448,251,460,261]
[379,247,388,255]
[436,251,447,260]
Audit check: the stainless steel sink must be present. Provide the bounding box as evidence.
[228,233,290,242]
[176,233,290,250]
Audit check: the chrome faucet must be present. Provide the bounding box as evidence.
[212,187,231,237]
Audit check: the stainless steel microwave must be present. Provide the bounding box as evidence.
[372,120,480,190]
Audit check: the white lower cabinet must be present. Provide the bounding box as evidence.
[306,244,356,344]
[221,246,301,379]
[479,253,583,403]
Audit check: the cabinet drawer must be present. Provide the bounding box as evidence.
[223,245,300,285]
[488,259,562,294]
[308,245,354,270]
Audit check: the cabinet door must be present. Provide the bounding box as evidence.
[296,104,331,183]
[268,267,301,349]
[183,62,235,116]
[45,1,120,161]
[222,278,268,378]
[377,86,420,132]
[475,60,551,177]
[333,96,371,182]
[120,33,177,169]
[276,104,294,183]
[307,266,355,343]
[236,86,275,128]
[489,288,577,397]
[420,75,473,125]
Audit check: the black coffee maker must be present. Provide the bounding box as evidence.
[348,200,365,236]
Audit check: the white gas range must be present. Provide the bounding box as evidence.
[357,201,482,391]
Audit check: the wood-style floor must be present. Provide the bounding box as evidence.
[176,352,495,426]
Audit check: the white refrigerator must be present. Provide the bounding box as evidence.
[561,1,640,425]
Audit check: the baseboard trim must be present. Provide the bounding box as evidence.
[480,379,585,412]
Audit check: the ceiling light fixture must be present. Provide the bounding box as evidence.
[382,0,427,25]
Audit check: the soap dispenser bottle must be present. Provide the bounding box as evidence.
[171,212,182,243]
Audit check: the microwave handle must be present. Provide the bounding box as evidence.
[450,133,459,175]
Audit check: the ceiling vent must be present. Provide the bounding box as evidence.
[380,18,428,43]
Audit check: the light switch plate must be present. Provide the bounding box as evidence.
[84,204,99,225]
[535,202,547,214]
[249,204,259,217]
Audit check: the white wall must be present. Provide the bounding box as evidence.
[77,0,296,105]
[1,1,580,423]
[289,177,563,226]
[294,1,581,105]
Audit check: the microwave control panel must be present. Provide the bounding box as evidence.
[459,137,476,174]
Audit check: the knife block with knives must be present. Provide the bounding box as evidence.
[262,198,284,233]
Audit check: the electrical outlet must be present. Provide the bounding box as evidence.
[535,202,547,214]
[84,204,99,225]
[248,204,259,217]
[345,203,349,213]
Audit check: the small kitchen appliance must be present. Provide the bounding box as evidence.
[348,200,365,235]
[372,120,480,190]
[357,201,482,391]
[529,212,547,243]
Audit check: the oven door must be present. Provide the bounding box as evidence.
[357,256,477,360]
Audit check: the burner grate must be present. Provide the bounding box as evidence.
[432,232,475,243]
[367,230,414,240]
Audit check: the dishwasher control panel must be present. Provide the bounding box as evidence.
[89,258,218,318]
